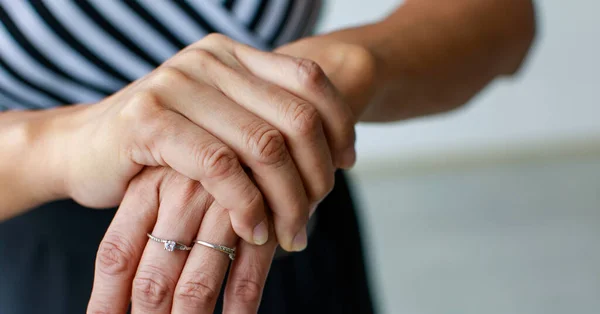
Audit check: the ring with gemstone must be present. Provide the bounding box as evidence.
[194,240,236,260]
[147,233,192,252]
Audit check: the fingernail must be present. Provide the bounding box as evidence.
[292,227,308,252]
[253,220,269,245]
[340,147,356,169]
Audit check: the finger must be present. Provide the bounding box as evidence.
[149,64,309,252]
[182,46,335,207]
[172,202,238,313]
[214,68,335,207]
[131,174,212,314]
[87,169,163,314]
[145,108,269,246]
[224,226,278,314]
[235,43,358,169]
[184,39,334,206]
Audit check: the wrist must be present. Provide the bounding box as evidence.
[19,105,88,204]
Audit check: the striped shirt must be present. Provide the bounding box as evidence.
[0,0,322,111]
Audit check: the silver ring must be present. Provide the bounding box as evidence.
[147,233,192,252]
[194,240,236,260]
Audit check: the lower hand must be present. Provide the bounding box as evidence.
[87,167,278,314]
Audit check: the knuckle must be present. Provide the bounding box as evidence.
[150,66,189,88]
[119,94,170,160]
[161,174,206,212]
[119,91,162,124]
[133,268,174,309]
[286,101,320,136]
[231,278,263,304]
[175,271,220,308]
[96,233,135,277]
[179,48,219,70]
[243,122,288,167]
[196,142,239,180]
[295,58,327,92]
[202,33,230,45]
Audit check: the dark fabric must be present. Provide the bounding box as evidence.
[0,171,375,314]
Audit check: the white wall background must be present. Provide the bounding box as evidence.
[317,1,600,313]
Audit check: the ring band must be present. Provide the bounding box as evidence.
[147,233,192,252]
[195,240,236,260]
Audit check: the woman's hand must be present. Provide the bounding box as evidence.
[87,167,278,313]
[57,34,356,251]
[275,35,379,121]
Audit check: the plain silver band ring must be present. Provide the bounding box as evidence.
[195,240,236,260]
[147,233,192,252]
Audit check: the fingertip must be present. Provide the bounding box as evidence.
[252,219,269,245]
[292,227,308,252]
[274,219,309,252]
[275,231,295,252]
[231,211,269,247]
[336,146,356,169]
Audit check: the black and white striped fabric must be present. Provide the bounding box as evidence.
[0,0,322,111]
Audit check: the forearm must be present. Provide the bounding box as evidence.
[0,107,74,220]
[325,0,536,122]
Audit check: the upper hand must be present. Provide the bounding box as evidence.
[61,34,356,251]
[275,35,379,121]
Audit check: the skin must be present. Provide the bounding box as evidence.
[0,33,356,253]
[0,0,536,313]
[87,166,277,314]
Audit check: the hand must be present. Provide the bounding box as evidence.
[87,167,278,314]
[59,34,356,251]
[275,35,379,121]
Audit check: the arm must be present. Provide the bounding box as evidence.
[276,0,536,121]
[0,107,73,219]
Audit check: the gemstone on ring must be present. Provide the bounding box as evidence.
[164,240,177,252]
[147,233,192,252]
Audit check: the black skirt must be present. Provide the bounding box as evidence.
[0,171,375,314]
